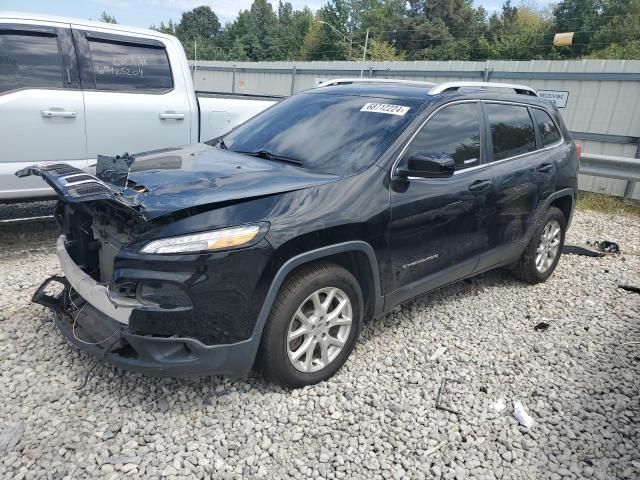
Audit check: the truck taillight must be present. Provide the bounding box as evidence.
[575,143,582,159]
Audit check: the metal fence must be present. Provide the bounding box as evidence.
[191,59,640,200]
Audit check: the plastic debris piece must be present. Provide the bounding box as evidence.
[430,347,448,361]
[587,240,620,254]
[491,398,506,411]
[513,401,534,428]
[0,421,25,457]
[534,322,550,332]
[618,284,640,294]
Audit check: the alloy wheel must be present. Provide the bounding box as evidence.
[286,287,353,373]
[536,219,561,273]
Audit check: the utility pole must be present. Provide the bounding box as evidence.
[360,29,369,77]
[316,20,351,61]
[193,39,197,90]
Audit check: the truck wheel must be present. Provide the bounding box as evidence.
[257,262,363,388]
[512,206,566,285]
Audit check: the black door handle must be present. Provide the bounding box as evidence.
[469,180,492,192]
[538,163,553,173]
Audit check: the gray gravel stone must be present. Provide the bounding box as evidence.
[0,210,639,480]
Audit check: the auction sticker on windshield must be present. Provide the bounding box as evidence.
[360,103,411,116]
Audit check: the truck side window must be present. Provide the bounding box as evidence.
[0,32,63,94]
[87,38,173,91]
[406,103,481,171]
[486,104,536,161]
[532,108,561,146]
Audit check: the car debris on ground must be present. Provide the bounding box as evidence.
[513,401,534,428]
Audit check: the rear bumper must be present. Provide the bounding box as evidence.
[34,271,258,378]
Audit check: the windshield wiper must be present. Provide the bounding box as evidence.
[237,150,303,166]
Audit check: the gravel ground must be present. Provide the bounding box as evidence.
[0,210,639,480]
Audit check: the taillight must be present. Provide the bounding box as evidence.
[575,143,582,158]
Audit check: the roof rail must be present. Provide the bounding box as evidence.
[316,78,437,88]
[429,81,538,96]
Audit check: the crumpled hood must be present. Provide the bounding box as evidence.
[16,143,339,221]
[120,144,339,218]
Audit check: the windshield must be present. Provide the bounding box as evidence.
[222,92,420,176]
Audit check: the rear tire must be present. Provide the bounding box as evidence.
[512,206,566,285]
[257,262,363,388]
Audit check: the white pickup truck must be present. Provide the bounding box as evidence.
[0,12,279,200]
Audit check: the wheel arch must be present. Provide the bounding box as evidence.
[253,241,383,338]
[525,188,575,242]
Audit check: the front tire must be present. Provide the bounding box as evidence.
[257,262,363,388]
[512,206,566,284]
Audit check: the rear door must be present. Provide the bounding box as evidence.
[0,23,87,199]
[387,101,494,305]
[72,29,192,159]
[475,102,558,271]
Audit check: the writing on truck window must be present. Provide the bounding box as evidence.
[88,38,172,90]
[95,55,147,77]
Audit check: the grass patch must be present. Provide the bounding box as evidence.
[576,192,640,217]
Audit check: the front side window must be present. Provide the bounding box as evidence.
[404,102,481,171]
[87,38,172,91]
[0,32,63,94]
[223,92,419,176]
[486,103,536,161]
[532,108,561,146]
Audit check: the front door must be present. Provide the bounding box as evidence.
[0,25,87,199]
[387,101,494,306]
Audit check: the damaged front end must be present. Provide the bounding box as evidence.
[18,157,272,377]
[33,270,254,377]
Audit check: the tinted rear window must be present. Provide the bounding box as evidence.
[88,38,172,91]
[223,93,419,175]
[0,32,63,93]
[486,104,536,161]
[532,108,561,146]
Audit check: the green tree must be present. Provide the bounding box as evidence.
[591,0,640,53]
[587,40,640,58]
[481,3,556,60]
[361,38,406,60]
[99,11,117,24]
[178,6,221,40]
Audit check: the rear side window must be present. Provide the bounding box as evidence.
[406,103,481,171]
[0,32,63,93]
[87,38,172,91]
[486,104,536,161]
[532,108,561,146]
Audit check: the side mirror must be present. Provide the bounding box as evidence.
[396,153,455,179]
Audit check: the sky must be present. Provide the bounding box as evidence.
[1,0,548,29]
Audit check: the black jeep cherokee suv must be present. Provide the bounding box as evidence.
[22,81,579,387]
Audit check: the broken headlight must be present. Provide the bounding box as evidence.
[140,224,265,254]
